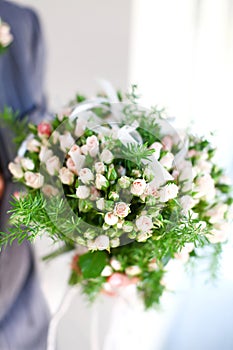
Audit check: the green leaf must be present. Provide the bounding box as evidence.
[79,251,108,278]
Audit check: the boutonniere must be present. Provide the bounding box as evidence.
[0,18,13,54]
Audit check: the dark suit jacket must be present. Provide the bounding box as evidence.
[0,0,47,322]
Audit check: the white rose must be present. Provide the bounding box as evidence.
[136,215,153,233]
[24,171,44,189]
[118,176,131,189]
[8,162,23,179]
[159,183,179,202]
[79,168,94,184]
[20,157,35,171]
[104,212,118,226]
[101,266,113,277]
[95,162,105,174]
[110,238,120,248]
[125,265,141,276]
[149,142,163,160]
[110,258,122,271]
[109,191,120,201]
[39,146,53,163]
[59,132,75,152]
[95,174,109,190]
[59,167,74,185]
[0,23,13,47]
[114,202,130,218]
[160,152,174,170]
[76,185,90,199]
[100,149,114,164]
[86,135,99,157]
[87,239,97,250]
[46,156,61,176]
[42,185,59,197]
[96,198,105,210]
[131,179,147,196]
[26,139,41,152]
[206,203,228,224]
[94,235,110,250]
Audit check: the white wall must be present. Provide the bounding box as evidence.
[129,0,233,171]
[14,0,132,110]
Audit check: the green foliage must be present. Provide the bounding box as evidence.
[0,193,80,249]
[82,277,106,302]
[0,107,30,146]
[138,270,165,309]
[122,143,155,165]
[79,251,108,279]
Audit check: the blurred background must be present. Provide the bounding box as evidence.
[7,0,233,349]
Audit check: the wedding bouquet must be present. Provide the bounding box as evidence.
[0,19,13,54]
[0,87,232,308]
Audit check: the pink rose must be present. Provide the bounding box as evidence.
[39,146,53,163]
[26,139,41,153]
[46,156,61,176]
[114,202,130,218]
[160,152,174,170]
[159,183,179,202]
[104,212,118,226]
[75,118,88,138]
[86,135,99,157]
[149,142,163,160]
[76,185,90,199]
[206,204,228,224]
[59,167,74,185]
[24,171,44,189]
[131,179,147,196]
[90,186,100,201]
[38,122,52,137]
[8,162,23,179]
[95,162,105,174]
[42,184,59,197]
[136,215,153,233]
[68,145,85,171]
[100,149,113,164]
[162,136,173,151]
[79,168,94,184]
[94,235,110,250]
[59,132,75,152]
[66,158,78,175]
[195,174,215,200]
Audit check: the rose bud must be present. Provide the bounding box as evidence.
[38,122,52,138]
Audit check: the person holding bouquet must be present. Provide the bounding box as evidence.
[0,1,50,349]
